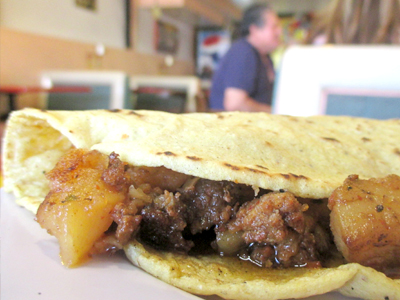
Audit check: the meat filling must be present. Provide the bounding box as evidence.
[39,149,333,269]
[217,192,320,268]
[91,152,333,268]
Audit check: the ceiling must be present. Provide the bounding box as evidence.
[139,0,332,28]
[231,0,331,15]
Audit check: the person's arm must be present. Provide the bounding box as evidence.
[224,87,271,112]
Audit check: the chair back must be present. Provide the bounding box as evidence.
[41,71,132,110]
[272,45,400,119]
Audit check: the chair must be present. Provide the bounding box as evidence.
[130,76,201,113]
[41,71,132,110]
[272,45,400,119]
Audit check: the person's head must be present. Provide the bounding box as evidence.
[307,0,400,44]
[240,3,282,54]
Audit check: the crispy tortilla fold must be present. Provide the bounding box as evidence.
[125,240,400,300]
[3,108,400,213]
[2,108,400,299]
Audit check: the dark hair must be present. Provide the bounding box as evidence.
[240,3,272,37]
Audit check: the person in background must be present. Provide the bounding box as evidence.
[208,3,282,112]
[305,0,400,45]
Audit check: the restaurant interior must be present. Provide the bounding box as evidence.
[1,0,400,175]
[1,2,400,299]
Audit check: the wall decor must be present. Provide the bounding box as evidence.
[154,21,179,55]
[75,0,96,11]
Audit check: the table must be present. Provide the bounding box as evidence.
[0,86,92,120]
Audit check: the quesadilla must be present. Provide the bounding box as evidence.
[2,108,400,300]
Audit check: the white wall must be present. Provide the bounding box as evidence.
[0,0,126,48]
[0,0,195,61]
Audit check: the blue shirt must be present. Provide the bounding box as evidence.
[209,38,273,110]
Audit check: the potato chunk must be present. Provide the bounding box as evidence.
[36,149,129,267]
[328,174,400,274]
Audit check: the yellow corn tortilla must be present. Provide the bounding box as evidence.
[2,108,400,299]
[125,240,400,300]
[3,108,400,212]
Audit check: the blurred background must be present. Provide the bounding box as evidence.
[0,0,333,115]
[0,0,399,119]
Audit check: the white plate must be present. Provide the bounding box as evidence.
[0,189,359,300]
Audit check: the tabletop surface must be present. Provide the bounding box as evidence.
[0,86,92,94]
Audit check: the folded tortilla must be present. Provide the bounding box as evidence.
[2,108,400,299]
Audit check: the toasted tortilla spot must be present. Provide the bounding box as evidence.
[288,116,299,122]
[108,109,122,113]
[394,148,400,156]
[280,173,307,180]
[256,165,269,170]
[164,151,176,156]
[128,111,142,116]
[322,137,340,143]
[291,173,308,180]
[245,167,266,174]
[265,141,273,147]
[187,156,202,161]
[362,137,371,142]
[224,163,241,171]
[156,151,176,156]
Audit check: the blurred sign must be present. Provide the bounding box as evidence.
[196,29,231,80]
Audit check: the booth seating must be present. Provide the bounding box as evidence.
[41,71,132,110]
[130,76,202,113]
[272,45,400,119]
[0,85,92,120]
